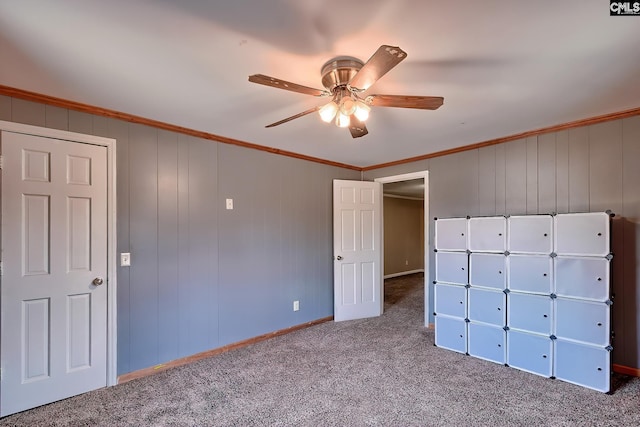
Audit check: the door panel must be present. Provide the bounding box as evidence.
[468,322,506,364]
[435,315,467,354]
[507,215,553,254]
[508,254,553,294]
[469,253,506,290]
[435,251,468,285]
[468,287,506,326]
[333,180,382,321]
[1,131,108,416]
[435,217,468,251]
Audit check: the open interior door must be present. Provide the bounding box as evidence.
[333,180,382,322]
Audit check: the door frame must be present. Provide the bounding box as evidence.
[374,171,429,327]
[0,120,117,386]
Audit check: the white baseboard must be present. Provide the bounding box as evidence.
[384,269,424,279]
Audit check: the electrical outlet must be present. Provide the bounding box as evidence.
[293,300,300,311]
[405,260,409,266]
[226,198,234,210]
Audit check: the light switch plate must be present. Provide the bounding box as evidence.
[226,198,233,210]
[120,252,131,267]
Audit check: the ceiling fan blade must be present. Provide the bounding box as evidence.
[366,94,444,110]
[348,117,368,138]
[265,106,320,128]
[348,45,407,92]
[249,74,329,97]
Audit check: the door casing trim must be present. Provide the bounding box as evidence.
[0,120,117,386]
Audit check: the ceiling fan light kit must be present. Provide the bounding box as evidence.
[248,45,444,138]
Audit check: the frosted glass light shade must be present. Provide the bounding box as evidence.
[336,112,351,128]
[339,97,357,116]
[318,101,338,123]
[354,101,371,121]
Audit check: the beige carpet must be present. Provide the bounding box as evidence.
[2,273,639,426]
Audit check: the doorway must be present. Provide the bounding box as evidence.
[0,121,117,416]
[375,171,429,327]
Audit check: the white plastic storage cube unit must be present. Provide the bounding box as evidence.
[554,338,611,393]
[468,322,506,364]
[434,314,468,354]
[434,283,467,318]
[468,287,506,327]
[554,298,610,347]
[507,214,553,254]
[434,217,468,251]
[507,292,553,336]
[554,212,610,257]
[435,251,468,285]
[554,256,610,302]
[469,253,507,290]
[508,254,553,295]
[506,330,553,378]
[468,216,507,253]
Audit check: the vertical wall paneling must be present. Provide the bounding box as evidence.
[568,127,590,212]
[176,134,191,357]
[478,146,497,216]
[589,121,624,366]
[3,94,640,374]
[494,144,506,215]
[555,130,569,213]
[505,139,527,215]
[44,105,68,131]
[127,124,159,370]
[622,116,640,366]
[537,133,556,214]
[429,150,479,218]
[156,130,180,362]
[526,136,538,214]
[68,110,93,135]
[0,95,11,120]
[188,136,218,354]
[10,98,45,126]
[589,121,623,214]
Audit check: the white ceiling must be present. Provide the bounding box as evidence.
[1,1,639,168]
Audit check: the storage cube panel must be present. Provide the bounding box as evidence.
[434,283,467,318]
[435,251,468,285]
[435,217,468,251]
[506,330,553,378]
[468,287,505,326]
[507,215,553,254]
[468,322,506,364]
[508,254,553,294]
[469,253,506,289]
[555,257,610,302]
[507,293,553,335]
[554,339,611,393]
[434,315,467,354]
[554,212,610,256]
[468,216,506,252]
[555,298,610,346]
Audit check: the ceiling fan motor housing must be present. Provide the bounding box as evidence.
[320,56,364,92]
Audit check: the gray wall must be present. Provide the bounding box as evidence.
[365,116,640,370]
[383,196,424,276]
[0,95,360,375]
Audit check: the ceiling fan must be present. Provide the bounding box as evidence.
[248,45,444,138]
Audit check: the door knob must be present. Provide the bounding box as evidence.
[336,256,343,260]
[92,277,104,286]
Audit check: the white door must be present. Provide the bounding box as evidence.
[333,180,382,322]
[1,131,108,416]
